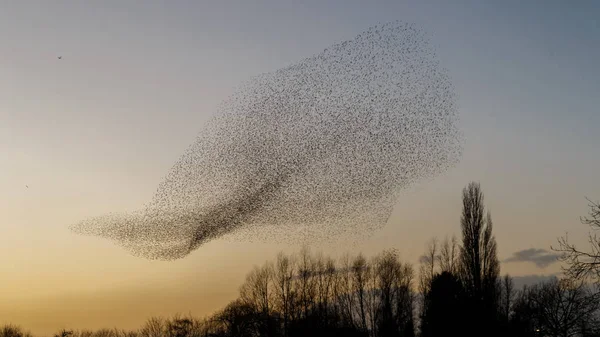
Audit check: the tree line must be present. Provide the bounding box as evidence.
[3,182,600,337]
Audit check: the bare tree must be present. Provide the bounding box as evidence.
[314,253,326,315]
[296,247,317,319]
[418,238,438,296]
[482,212,500,293]
[366,256,380,337]
[418,238,438,335]
[459,182,499,297]
[324,257,337,319]
[313,252,336,322]
[53,330,73,337]
[239,262,274,336]
[375,249,415,337]
[458,182,500,336]
[216,299,259,337]
[352,254,370,332]
[459,182,485,294]
[500,274,514,323]
[240,263,273,316]
[139,317,165,337]
[528,278,600,337]
[273,252,296,337]
[165,314,198,337]
[1,325,33,337]
[376,250,398,336]
[395,263,416,337]
[554,198,600,283]
[438,235,459,274]
[336,254,356,328]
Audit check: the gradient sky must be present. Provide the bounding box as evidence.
[1,0,599,334]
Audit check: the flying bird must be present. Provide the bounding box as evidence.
[58,56,62,60]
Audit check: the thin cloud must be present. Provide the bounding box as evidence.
[504,248,560,268]
[419,255,432,264]
[512,274,560,289]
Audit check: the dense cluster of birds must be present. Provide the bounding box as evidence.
[70,21,464,260]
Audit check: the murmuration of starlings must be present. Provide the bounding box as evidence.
[70,21,464,260]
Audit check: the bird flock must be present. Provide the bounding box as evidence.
[70,21,464,260]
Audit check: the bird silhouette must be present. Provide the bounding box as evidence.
[58,56,62,60]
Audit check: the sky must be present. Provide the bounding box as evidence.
[1,0,599,334]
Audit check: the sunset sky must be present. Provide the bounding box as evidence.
[1,0,599,334]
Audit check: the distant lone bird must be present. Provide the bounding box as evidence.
[25,185,29,188]
[58,56,62,60]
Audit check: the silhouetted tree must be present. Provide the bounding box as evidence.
[438,235,459,275]
[297,247,317,321]
[510,286,538,337]
[216,299,261,337]
[417,238,438,334]
[554,198,600,283]
[166,316,194,337]
[337,254,357,330]
[365,255,381,337]
[353,254,370,333]
[420,272,464,337]
[240,263,275,336]
[374,250,414,337]
[417,235,461,335]
[510,277,600,337]
[53,330,73,337]
[501,274,514,322]
[274,252,296,337]
[315,253,336,325]
[0,325,32,337]
[139,317,165,337]
[534,278,600,337]
[418,238,438,297]
[458,182,500,336]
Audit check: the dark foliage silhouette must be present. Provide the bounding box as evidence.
[419,271,464,337]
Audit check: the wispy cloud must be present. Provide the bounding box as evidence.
[419,255,432,264]
[504,248,560,268]
[512,274,560,289]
